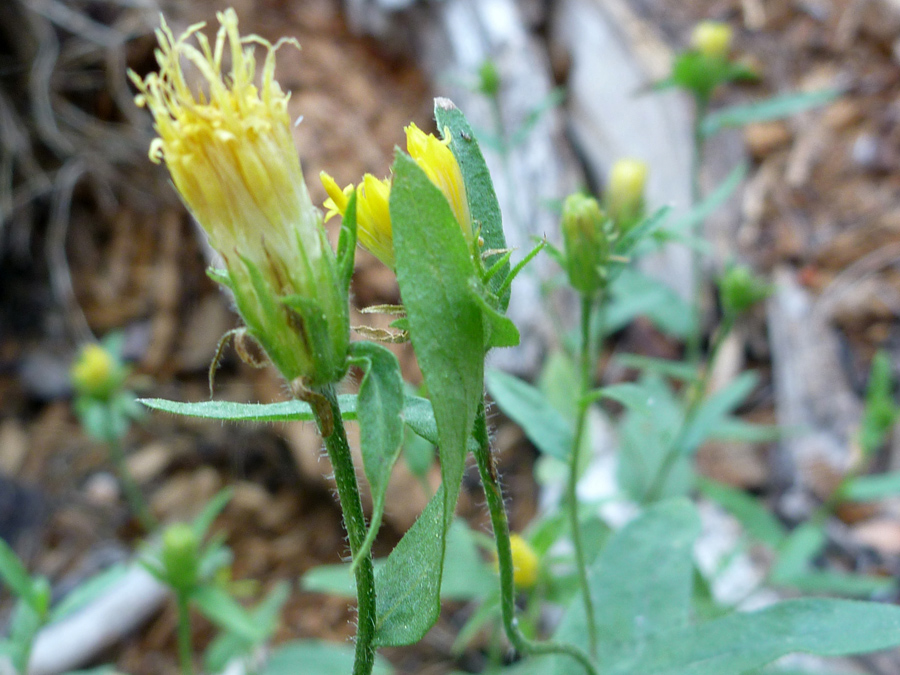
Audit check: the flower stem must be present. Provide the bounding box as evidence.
[643,312,735,504]
[107,436,158,533]
[311,384,376,675]
[687,96,710,365]
[570,293,599,657]
[175,593,195,675]
[472,402,599,675]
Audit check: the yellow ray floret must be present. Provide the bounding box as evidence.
[320,123,471,269]
[130,9,348,385]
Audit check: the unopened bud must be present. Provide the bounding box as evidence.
[478,59,501,97]
[691,21,733,60]
[607,158,648,232]
[561,193,608,296]
[719,264,771,316]
[162,523,200,593]
[70,343,127,400]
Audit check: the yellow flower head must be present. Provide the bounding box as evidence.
[130,10,348,385]
[71,343,126,400]
[607,158,648,230]
[691,21,733,60]
[509,534,540,589]
[320,123,471,269]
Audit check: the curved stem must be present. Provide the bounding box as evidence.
[472,402,599,675]
[570,293,598,657]
[176,593,195,675]
[311,384,376,675]
[643,312,735,504]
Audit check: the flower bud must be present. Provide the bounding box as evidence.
[606,158,648,232]
[509,534,539,589]
[478,59,501,97]
[719,264,771,316]
[71,343,127,400]
[162,523,200,593]
[321,123,472,269]
[131,10,349,386]
[691,21,733,60]
[561,193,608,296]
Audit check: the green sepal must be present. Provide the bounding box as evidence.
[206,267,232,290]
[335,189,358,296]
[468,279,520,349]
[280,294,342,384]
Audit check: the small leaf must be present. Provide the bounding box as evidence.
[769,522,826,586]
[468,280,520,349]
[139,395,358,422]
[0,538,33,602]
[614,354,699,382]
[486,368,573,461]
[667,163,747,236]
[698,477,786,549]
[701,89,841,137]
[260,639,394,675]
[679,372,758,455]
[434,98,510,309]
[191,488,233,541]
[587,382,656,415]
[49,563,129,622]
[347,341,405,566]
[841,471,900,502]
[191,584,260,642]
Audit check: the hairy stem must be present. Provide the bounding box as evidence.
[472,402,599,675]
[311,384,376,675]
[570,293,599,657]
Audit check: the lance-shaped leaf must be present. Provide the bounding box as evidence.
[347,341,405,566]
[378,151,485,645]
[435,98,510,309]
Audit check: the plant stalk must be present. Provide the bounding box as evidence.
[472,402,599,675]
[175,593,195,675]
[687,95,710,365]
[107,436,158,532]
[570,293,599,657]
[311,384,377,675]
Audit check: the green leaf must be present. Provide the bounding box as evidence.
[611,598,900,674]
[783,570,894,598]
[347,341,405,566]
[439,520,498,601]
[204,581,290,673]
[468,280,520,349]
[613,206,671,258]
[0,538,34,601]
[517,500,701,674]
[667,163,747,236]
[190,584,260,642]
[587,382,656,415]
[49,563,129,622]
[385,151,485,644]
[605,268,694,339]
[841,471,900,502]
[139,395,357,422]
[770,522,826,586]
[707,417,781,443]
[374,490,444,646]
[486,368,573,461]
[260,639,394,675]
[434,98,510,309]
[698,477,786,549]
[701,89,841,137]
[614,354,699,383]
[679,372,758,455]
[336,190,358,294]
[859,349,898,457]
[191,488,233,541]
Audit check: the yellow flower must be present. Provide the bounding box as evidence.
[130,9,348,385]
[691,21,733,60]
[606,158,648,230]
[509,534,540,589]
[71,343,125,400]
[320,123,471,269]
